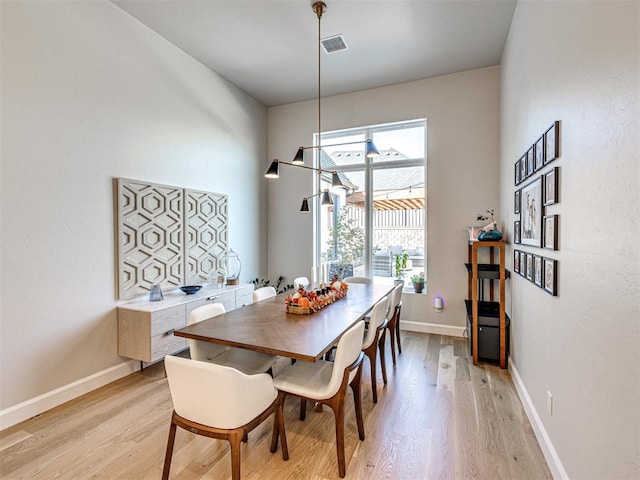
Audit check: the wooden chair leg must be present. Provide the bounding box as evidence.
[242,432,248,442]
[162,419,177,480]
[378,330,388,385]
[329,401,347,478]
[229,431,243,480]
[271,391,289,460]
[350,366,365,441]
[387,321,397,365]
[395,305,402,354]
[299,398,307,420]
[367,347,378,403]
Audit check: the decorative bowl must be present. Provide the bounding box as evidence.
[180,285,202,295]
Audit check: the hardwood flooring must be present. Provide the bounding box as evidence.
[0,332,552,479]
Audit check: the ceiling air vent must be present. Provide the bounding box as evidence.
[321,34,348,54]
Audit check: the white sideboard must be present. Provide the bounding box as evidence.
[118,283,254,364]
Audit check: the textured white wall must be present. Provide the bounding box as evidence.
[0,1,267,412]
[267,66,500,329]
[501,2,639,477]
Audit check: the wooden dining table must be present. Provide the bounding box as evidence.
[173,283,394,362]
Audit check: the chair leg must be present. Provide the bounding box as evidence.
[229,431,243,480]
[162,419,177,480]
[387,322,397,365]
[329,402,347,478]
[299,398,307,420]
[367,347,378,403]
[395,306,402,354]
[271,391,289,461]
[242,432,248,443]
[349,365,365,441]
[378,330,388,385]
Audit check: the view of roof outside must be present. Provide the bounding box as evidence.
[317,120,426,289]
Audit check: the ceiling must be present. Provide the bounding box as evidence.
[111,0,517,107]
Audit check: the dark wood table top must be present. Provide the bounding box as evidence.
[174,283,394,362]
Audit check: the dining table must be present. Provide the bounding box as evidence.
[173,283,395,363]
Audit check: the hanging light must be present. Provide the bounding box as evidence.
[299,189,333,213]
[264,159,280,178]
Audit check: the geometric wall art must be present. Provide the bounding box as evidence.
[116,178,228,299]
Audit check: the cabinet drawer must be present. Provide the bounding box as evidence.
[187,292,236,315]
[151,333,187,363]
[150,305,186,337]
[236,286,254,308]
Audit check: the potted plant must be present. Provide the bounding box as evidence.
[410,272,425,293]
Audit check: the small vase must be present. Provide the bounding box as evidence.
[413,282,424,294]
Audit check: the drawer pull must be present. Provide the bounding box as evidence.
[165,329,175,336]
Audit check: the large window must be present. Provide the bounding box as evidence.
[313,119,426,289]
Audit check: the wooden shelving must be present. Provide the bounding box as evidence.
[466,241,509,369]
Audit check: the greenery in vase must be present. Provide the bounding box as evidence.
[251,276,294,294]
[395,253,409,279]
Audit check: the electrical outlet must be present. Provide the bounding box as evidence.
[547,390,553,415]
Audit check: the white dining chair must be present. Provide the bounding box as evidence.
[271,321,366,478]
[380,282,404,365]
[342,276,372,284]
[362,296,390,403]
[253,286,277,303]
[162,355,288,480]
[188,303,277,376]
[293,276,310,288]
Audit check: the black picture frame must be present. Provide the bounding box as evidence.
[519,251,526,277]
[514,189,521,214]
[520,154,527,181]
[514,249,520,274]
[514,220,521,244]
[534,255,543,287]
[544,121,560,164]
[544,167,559,206]
[526,253,534,281]
[521,177,543,248]
[534,136,545,171]
[515,159,521,185]
[543,257,558,295]
[543,215,559,250]
[526,146,535,177]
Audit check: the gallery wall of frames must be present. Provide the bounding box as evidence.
[513,121,560,295]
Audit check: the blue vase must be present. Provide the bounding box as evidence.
[478,230,503,241]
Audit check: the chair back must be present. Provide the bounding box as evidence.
[253,286,277,302]
[293,276,310,288]
[363,297,389,349]
[164,355,277,429]
[343,276,372,285]
[326,321,366,395]
[386,283,404,321]
[188,303,227,361]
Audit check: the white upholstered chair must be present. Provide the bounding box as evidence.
[342,276,372,284]
[162,355,288,480]
[253,286,277,303]
[362,296,390,403]
[381,282,404,365]
[271,321,366,478]
[292,276,310,288]
[188,303,277,376]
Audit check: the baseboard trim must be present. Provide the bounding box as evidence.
[400,320,466,337]
[0,360,139,431]
[508,357,569,480]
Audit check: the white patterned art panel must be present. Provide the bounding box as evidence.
[185,189,228,285]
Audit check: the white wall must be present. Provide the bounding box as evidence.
[267,66,500,332]
[500,1,639,478]
[0,1,267,425]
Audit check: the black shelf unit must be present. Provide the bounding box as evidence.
[464,300,510,363]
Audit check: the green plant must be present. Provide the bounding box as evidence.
[251,275,294,294]
[326,207,365,266]
[477,209,495,222]
[410,272,425,284]
[395,253,408,279]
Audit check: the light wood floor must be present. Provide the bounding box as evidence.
[0,332,551,479]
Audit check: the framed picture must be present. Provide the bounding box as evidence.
[544,167,559,206]
[514,189,521,214]
[514,220,521,244]
[543,214,559,250]
[526,146,534,177]
[543,257,558,295]
[519,252,526,277]
[534,136,544,171]
[514,250,520,274]
[545,121,559,164]
[515,159,521,185]
[526,253,534,281]
[521,177,543,247]
[520,155,527,181]
[534,255,543,287]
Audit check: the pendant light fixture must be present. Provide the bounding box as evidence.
[265,1,379,211]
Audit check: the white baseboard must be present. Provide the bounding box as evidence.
[400,320,466,337]
[0,360,139,431]
[508,357,569,480]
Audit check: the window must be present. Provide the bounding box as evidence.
[313,119,426,289]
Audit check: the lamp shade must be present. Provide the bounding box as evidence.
[264,159,280,178]
[300,198,310,212]
[292,147,305,165]
[365,139,380,158]
[321,189,333,206]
